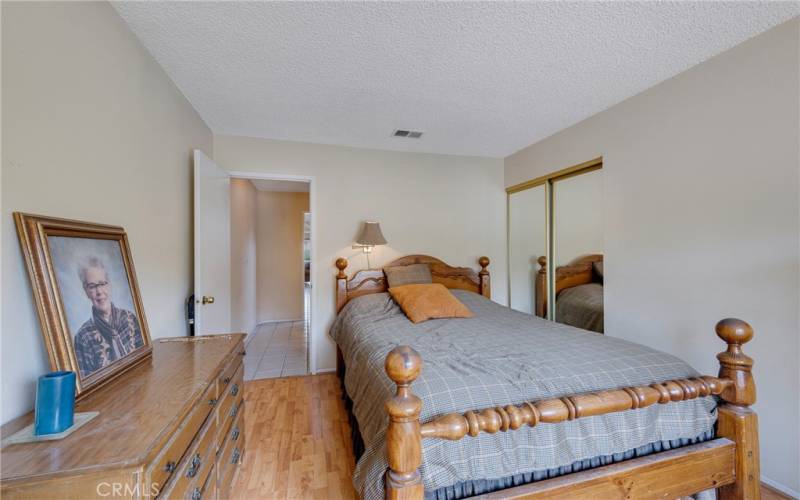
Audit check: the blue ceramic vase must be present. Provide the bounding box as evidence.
[34,371,76,435]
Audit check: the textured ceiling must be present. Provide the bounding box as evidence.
[250,179,309,193]
[113,2,799,158]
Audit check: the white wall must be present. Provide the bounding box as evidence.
[1,2,213,424]
[230,179,258,334]
[214,135,506,373]
[505,19,800,494]
[256,191,309,322]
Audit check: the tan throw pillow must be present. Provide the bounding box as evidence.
[384,263,433,288]
[389,283,473,324]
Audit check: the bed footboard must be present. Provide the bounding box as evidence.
[384,319,760,500]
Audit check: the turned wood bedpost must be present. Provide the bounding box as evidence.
[335,258,350,378]
[335,258,349,313]
[535,256,547,318]
[715,318,760,500]
[478,256,491,299]
[385,346,424,500]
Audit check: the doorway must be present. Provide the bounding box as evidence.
[193,152,315,378]
[233,178,310,380]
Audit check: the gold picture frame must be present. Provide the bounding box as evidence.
[14,213,152,399]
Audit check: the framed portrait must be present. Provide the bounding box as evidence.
[14,213,152,399]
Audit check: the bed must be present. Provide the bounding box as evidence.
[332,255,760,500]
[535,254,604,333]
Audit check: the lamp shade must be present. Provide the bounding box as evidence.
[356,221,387,246]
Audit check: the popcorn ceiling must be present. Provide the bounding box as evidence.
[113,1,798,158]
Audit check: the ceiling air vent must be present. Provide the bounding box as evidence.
[393,129,423,139]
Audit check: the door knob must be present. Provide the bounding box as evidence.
[202,295,215,305]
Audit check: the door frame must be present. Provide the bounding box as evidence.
[228,171,317,374]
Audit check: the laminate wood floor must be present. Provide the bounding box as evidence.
[230,374,357,500]
[230,374,792,500]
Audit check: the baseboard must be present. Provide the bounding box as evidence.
[763,476,800,499]
[315,368,336,374]
[257,318,303,324]
[243,323,260,346]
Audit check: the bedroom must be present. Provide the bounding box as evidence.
[1,2,798,499]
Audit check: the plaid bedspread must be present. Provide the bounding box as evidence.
[556,283,604,333]
[330,290,717,499]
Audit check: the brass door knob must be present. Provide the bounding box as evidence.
[202,295,215,305]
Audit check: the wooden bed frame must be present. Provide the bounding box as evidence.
[334,255,760,500]
[534,254,603,318]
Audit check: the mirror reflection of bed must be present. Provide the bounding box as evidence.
[535,254,604,333]
[506,159,603,333]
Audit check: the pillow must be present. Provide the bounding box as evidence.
[593,261,604,278]
[388,283,473,324]
[384,263,432,288]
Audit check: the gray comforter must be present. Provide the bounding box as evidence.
[556,283,604,333]
[330,290,717,499]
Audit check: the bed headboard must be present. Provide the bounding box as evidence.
[535,254,602,318]
[335,254,490,313]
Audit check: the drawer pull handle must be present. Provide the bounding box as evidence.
[164,461,177,473]
[230,383,239,396]
[186,453,202,478]
[209,398,218,406]
[231,427,240,441]
[230,405,239,418]
[231,448,241,464]
[191,487,202,500]
[223,376,231,384]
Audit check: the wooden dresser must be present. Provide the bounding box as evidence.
[0,334,246,499]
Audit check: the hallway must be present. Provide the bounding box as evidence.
[243,319,308,380]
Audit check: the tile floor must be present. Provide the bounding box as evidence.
[243,320,308,380]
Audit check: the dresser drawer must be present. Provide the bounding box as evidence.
[216,362,243,441]
[217,342,244,390]
[218,400,245,460]
[159,404,217,499]
[150,381,217,492]
[186,464,215,500]
[217,400,245,498]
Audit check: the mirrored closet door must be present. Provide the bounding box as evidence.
[508,184,546,314]
[551,167,604,332]
[507,159,604,333]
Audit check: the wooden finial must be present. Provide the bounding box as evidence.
[537,255,547,270]
[477,257,491,299]
[335,257,348,279]
[478,256,490,274]
[384,346,423,499]
[385,345,422,387]
[716,318,755,407]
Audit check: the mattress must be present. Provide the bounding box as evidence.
[329,290,717,499]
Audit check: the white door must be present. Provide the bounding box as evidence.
[193,150,231,335]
